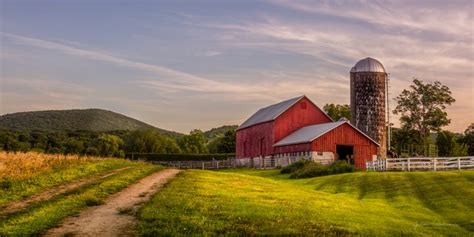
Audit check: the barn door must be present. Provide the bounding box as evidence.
[260,138,265,156]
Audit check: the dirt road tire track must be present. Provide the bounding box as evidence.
[44,168,182,237]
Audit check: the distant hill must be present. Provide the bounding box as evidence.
[0,109,181,136]
[204,125,238,140]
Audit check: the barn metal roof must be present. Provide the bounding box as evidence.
[350,57,386,73]
[273,121,380,147]
[237,96,304,130]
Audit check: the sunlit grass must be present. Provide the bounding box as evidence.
[0,152,132,206]
[0,161,163,236]
[138,169,473,236]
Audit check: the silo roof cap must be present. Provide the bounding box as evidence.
[351,57,386,73]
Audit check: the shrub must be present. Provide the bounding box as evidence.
[290,162,328,178]
[280,160,310,174]
[329,160,355,173]
[286,160,355,179]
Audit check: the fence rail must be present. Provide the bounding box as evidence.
[366,157,474,172]
[147,155,310,170]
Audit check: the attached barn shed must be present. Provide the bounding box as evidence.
[236,95,380,169]
[273,121,379,169]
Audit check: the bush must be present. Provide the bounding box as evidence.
[285,160,355,179]
[290,162,328,178]
[330,160,355,173]
[280,160,310,174]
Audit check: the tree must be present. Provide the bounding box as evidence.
[96,134,124,157]
[124,130,180,154]
[323,104,351,121]
[393,79,455,150]
[64,137,85,155]
[459,123,474,155]
[391,128,422,155]
[177,129,208,154]
[216,130,236,153]
[436,130,467,157]
[208,129,236,153]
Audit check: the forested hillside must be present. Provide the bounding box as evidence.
[0,109,179,136]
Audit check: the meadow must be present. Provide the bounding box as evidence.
[2,152,473,236]
[138,169,474,236]
[0,152,164,235]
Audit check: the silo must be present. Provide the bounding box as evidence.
[350,57,387,159]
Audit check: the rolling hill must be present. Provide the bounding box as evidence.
[0,109,180,136]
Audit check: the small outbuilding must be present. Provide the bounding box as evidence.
[236,96,379,169]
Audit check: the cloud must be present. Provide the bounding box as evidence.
[2,33,292,99]
[269,0,472,38]
[2,32,355,105]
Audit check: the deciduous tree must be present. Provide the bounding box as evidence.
[393,79,455,149]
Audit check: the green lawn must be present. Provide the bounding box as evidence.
[138,169,474,236]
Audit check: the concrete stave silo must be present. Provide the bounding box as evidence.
[350,57,387,159]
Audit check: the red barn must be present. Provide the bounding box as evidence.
[236,95,379,169]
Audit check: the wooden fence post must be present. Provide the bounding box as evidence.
[458,157,461,171]
[433,158,437,171]
[216,161,219,169]
[407,158,411,172]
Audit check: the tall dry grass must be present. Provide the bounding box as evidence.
[0,152,98,180]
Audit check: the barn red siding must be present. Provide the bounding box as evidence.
[311,123,378,169]
[236,121,275,158]
[274,97,332,142]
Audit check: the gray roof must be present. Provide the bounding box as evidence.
[350,57,386,73]
[273,121,380,147]
[237,96,304,130]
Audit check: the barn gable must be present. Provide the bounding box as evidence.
[237,96,304,130]
[237,95,332,131]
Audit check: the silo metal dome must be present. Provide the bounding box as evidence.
[350,57,385,73]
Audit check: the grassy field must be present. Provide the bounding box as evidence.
[0,152,133,206]
[138,169,474,236]
[0,152,164,235]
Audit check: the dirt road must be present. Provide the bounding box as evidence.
[44,169,181,237]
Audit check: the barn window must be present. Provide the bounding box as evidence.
[300,102,307,109]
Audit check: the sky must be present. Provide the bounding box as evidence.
[0,0,473,134]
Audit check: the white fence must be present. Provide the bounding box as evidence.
[366,157,474,172]
[153,155,312,170]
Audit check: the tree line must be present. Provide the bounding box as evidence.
[0,128,236,157]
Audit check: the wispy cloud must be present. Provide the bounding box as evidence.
[270,0,472,38]
[2,32,353,104]
[1,33,272,99]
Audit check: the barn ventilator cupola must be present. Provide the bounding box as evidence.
[350,57,390,159]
